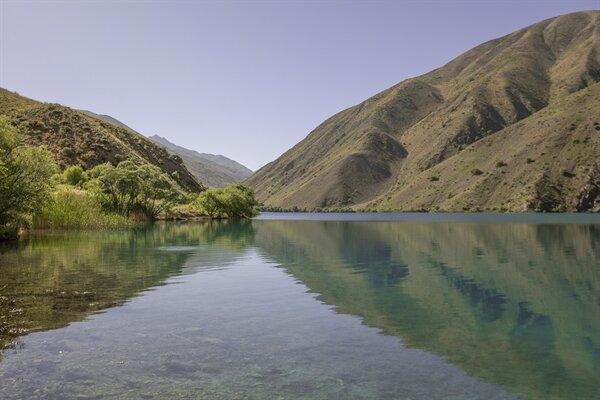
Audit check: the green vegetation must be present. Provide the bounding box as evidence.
[63,165,87,186]
[34,186,133,229]
[195,183,259,218]
[0,117,57,240]
[0,116,258,239]
[86,161,182,220]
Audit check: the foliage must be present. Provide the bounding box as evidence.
[167,202,204,220]
[34,186,133,230]
[63,165,87,186]
[0,117,57,240]
[195,184,259,218]
[195,189,223,218]
[87,161,181,220]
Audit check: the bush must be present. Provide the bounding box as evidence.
[34,187,133,230]
[496,161,507,168]
[471,168,484,176]
[63,165,87,186]
[195,184,259,219]
[61,146,75,158]
[0,117,57,240]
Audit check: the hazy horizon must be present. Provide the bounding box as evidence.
[1,0,597,170]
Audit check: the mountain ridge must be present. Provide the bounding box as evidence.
[148,134,252,188]
[247,10,600,212]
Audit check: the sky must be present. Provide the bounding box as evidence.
[0,1,597,170]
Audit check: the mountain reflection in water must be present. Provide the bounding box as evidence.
[0,216,598,400]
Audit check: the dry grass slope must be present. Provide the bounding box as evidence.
[247,11,600,212]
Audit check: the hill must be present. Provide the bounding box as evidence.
[79,111,252,187]
[247,11,600,212]
[148,135,252,188]
[0,89,204,192]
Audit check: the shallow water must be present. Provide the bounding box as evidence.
[0,213,599,399]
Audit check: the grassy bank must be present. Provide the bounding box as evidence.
[33,187,135,230]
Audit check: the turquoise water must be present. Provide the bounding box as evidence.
[0,213,599,399]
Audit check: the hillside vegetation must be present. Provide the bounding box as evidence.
[0,89,204,192]
[0,96,260,239]
[248,11,600,212]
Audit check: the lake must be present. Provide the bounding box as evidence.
[0,213,599,399]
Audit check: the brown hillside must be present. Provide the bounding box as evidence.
[247,11,600,212]
[0,89,204,192]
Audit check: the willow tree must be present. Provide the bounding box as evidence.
[88,160,181,220]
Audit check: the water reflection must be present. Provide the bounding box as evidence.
[0,221,252,353]
[253,220,600,400]
[0,217,598,400]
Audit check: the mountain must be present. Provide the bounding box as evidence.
[248,11,600,212]
[78,109,139,133]
[0,89,204,192]
[148,135,253,188]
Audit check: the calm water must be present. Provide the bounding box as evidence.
[0,213,599,400]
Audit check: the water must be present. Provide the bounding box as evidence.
[0,213,598,400]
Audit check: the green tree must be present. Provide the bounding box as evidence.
[0,117,57,240]
[194,184,258,219]
[136,164,180,219]
[195,189,224,218]
[87,160,181,220]
[220,184,259,218]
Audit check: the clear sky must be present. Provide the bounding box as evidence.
[1,1,597,170]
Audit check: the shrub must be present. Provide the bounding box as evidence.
[471,168,484,176]
[194,184,259,219]
[429,176,440,182]
[526,158,535,164]
[61,146,75,158]
[63,165,87,186]
[0,117,57,240]
[496,161,507,168]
